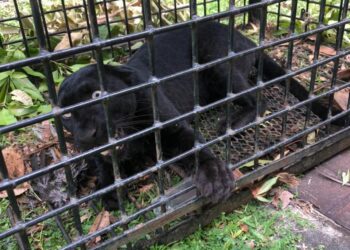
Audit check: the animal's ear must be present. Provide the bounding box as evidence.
[109,65,137,84]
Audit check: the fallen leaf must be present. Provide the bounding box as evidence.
[233,169,244,179]
[10,89,33,106]
[54,32,84,51]
[272,189,294,209]
[1,147,26,179]
[27,224,44,235]
[333,87,350,111]
[342,170,350,186]
[239,223,249,233]
[0,182,30,198]
[139,183,154,193]
[247,240,255,249]
[276,172,300,187]
[252,176,279,197]
[88,210,110,245]
[308,44,336,56]
[337,69,350,81]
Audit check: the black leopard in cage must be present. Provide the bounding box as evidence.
[58,21,340,210]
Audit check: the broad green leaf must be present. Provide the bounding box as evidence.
[0,109,17,125]
[0,71,11,81]
[11,71,27,79]
[0,81,10,104]
[8,102,38,117]
[22,66,45,79]
[52,70,65,85]
[256,177,279,196]
[37,104,52,114]
[12,78,44,101]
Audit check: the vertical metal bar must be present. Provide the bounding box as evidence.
[157,0,164,26]
[225,0,236,171]
[173,0,178,23]
[61,0,74,49]
[82,0,93,43]
[101,0,115,57]
[203,0,207,16]
[29,1,86,248]
[279,0,298,157]
[304,0,311,32]
[276,0,281,31]
[13,0,30,57]
[253,2,267,167]
[0,152,31,249]
[38,1,52,51]
[327,0,349,132]
[303,0,326,145]
[86,0,130,247]
[121,0,132,55]
[141,0,167,216]
[190,0,201,197]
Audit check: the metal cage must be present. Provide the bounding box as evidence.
[0,0,349,249]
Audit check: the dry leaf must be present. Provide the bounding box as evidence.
[139,183,154,193]
[337,69,350,81]
[10,90,33,106]
[308,44,336,56]
[272,190,293,209]
[239,223,249,233]
[1,147,26,179]
[54,32,84,51]
[276,172,300,187]
[247,240,255,249]
[233,169,244,179]
[333,87,350,111]
[88,210,110,245]
[0,182,30,198]
[27,224,44,235]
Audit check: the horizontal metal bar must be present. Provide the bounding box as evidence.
[0,0,293,72]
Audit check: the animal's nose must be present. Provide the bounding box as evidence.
[76,127,97,147]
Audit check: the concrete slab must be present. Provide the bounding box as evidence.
[295,148,350,231]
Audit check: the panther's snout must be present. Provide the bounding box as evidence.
[100,128,126,156]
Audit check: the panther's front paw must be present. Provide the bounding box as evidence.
[194,159,234,203]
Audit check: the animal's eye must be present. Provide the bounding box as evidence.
[92,90,102,99]
[62,112,72,119]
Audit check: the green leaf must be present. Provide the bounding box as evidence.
[255,195,271,203]
[256,177,279,196]
[8,102,38,117]
[22,66,45,79]
[37,104,52,114]
[11,71,27,79]
[70,64,89,72]
[0,109,17,125]
[52,70,65,85]
[12,78,44,101]
[0,71,11,82]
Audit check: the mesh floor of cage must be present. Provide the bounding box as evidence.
[198,83,325,165]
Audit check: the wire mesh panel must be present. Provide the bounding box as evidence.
[0,0,350,249]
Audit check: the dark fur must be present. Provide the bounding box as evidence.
[58,21,339,210]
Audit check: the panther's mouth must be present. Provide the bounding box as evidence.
[100,128,125,156]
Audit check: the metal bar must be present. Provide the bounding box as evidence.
[253,3,267,167]
[86,0,130,246]
[279,0,298,157]
[225,0,236,171]
[85,125,350,249]
[13,0,30,57]
[142,0,167,231]
[302,0,326,145]
[29,0,86,246]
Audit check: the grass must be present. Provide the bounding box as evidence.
[151,201,308,250]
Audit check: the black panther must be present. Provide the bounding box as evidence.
[58,21,341,210]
